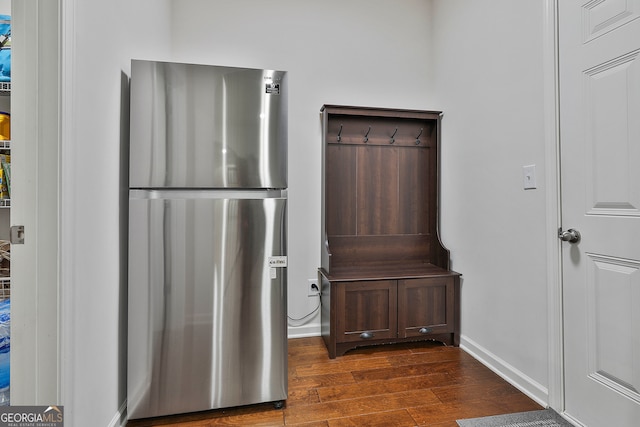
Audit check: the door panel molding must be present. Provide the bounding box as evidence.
[586,253,640,403]
[582,0,640,43]
[584,49,640,215]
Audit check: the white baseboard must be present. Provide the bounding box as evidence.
[287,322,321,339]
[460,335,549,407]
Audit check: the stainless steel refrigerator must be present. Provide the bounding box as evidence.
[127,60,288,420]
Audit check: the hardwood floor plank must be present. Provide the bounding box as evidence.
[283,389,441,425]
[326,409,418,427]
[294,357,391,377]
[284,421,329,427]
[351,354,502,384]
[432,381,532,404]
[350,359,466,382]
[288,336,324,349]
[317,373,451,402]
[492,393,544,413]
[288,338,333,364]
[286,388,321,408]
[288,372,356,391]
[384,347,465,367]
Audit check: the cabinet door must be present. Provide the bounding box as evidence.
[335,280,397,343]
[398,277,454,338]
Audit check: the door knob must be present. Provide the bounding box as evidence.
[559,228,581,244]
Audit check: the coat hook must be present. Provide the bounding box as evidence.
[364,126,371,143]
[390,127,398,144]
[337,124,343,142]
[415,128,423,145]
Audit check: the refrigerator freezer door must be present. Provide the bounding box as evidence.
[129,60,287,189]
[127,191,287,419]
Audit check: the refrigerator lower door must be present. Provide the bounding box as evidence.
[127,190,287,419]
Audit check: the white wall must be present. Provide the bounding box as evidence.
[431,0,550,402]
[62,0,171,425]
[168,0,437,336]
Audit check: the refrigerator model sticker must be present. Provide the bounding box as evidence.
[268,256,287,267]
[269,256,287,279]
[265,83,280,95]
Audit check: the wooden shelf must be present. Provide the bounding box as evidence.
[320,262,456,282]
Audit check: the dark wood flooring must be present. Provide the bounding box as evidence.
[127,337,543,426]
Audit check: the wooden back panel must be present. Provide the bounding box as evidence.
[321,105,449,276]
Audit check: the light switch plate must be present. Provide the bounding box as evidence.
[523,165,537,190]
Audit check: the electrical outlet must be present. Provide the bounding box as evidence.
[308,279,320,297]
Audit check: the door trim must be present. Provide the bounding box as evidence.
[542,0,565,414]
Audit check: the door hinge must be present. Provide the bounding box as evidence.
[10,225,24,244]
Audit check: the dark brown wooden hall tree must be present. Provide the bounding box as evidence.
[318,104,461,359]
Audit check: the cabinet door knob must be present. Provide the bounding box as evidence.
[418,327,433,334]
[359,332,374,339]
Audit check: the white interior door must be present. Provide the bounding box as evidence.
[559,1,640,426]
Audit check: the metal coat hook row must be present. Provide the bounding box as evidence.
[415,128,423,145]
[363,126,371,143]
[390,127,398,144]
[337,124,343,142]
